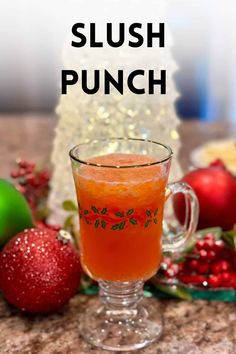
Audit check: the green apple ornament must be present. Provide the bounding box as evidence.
[0,179,33,247]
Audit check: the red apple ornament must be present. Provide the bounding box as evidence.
[0,228,81,313]
[173,161,236,230]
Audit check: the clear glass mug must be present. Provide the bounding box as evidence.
[69,138,199,352]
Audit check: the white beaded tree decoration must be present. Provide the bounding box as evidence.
[48,1,182,223]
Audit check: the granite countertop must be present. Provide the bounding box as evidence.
[0,294,236,354]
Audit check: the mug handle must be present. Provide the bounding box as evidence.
[162,182,199,253]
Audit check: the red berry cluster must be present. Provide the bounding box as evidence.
[162,233,236,289]
[10,159,50,220]
[35,220,61,232]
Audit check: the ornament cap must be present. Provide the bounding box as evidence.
[57,230,72,244]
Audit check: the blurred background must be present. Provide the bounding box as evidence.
[0,0,235,122]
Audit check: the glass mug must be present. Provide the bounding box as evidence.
[69,138,199,352]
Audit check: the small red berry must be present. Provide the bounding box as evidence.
[30,178,40,187]
[204,233,215,241]
[213,240,225,253]
[197,262,209,274]
[211,260,231,274]
[179,274,207,285]
[220,271,231,286]
[199,249,208,260]
[189,259,199,270]
[230,274,236,290]
[170,263,179,272]
[233,253,236,265]
[25,165,34,174]
[208,275,221,288]
[164,263,180,278]
[26,174,36,184]
[40,171,50,181]
[19,168,27,177]
[181,258,196,273]
[221,260,232,271]
[203,239,214,250]
[164,269,175,278]
[210,263,220,274]
[178,263,184,272]
[10,170,20,178]
[17,159,29,168]
[196,240,205,251]
[207,250,216,261]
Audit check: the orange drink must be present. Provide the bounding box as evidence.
[73,153,169,281]
[70,138,198,352]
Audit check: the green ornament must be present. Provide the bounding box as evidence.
[0,179,33,247]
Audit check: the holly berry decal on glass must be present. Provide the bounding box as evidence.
[79,205,159,230]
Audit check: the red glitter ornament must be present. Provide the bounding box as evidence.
[0,228,81,313]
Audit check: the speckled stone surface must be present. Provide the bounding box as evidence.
[0,294,236,354]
